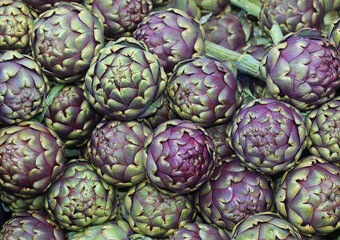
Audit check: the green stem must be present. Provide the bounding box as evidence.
[230,0,261,17]
[270,22,284,45]
[204,41,262,79]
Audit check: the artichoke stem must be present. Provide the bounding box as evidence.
[270,22,284,45]
[230,0,261,17]
[204,41,261,79]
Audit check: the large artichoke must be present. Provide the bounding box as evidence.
[88,120,152,188]
[167,56,243,127]
[44,84,102,148]
[0,121,65,198]
[84,37,167,121]
[0,51,48,125]
[44,159,118,232]
[195,157,274,231]
[0,0,36,53]
[275,155,340,236]
[83,0,153,39]
[122,180,195,238]
[228,98,307,175]
[133,8,204,72]
[143,119,216,196]
[30,2,105,83]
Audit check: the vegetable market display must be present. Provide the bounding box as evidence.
[0,0,340,239]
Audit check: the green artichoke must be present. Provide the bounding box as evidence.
[160,0,201,20]
[193,0,229,15]
[231,212,301,240]
[0,0,36,53]
[144,119,216,196]
[228,98,307,175]
[0,51,48,125]
[0,211,66,240]
[0,121,65,198]
[44,84,102,148]
[133,8,204,72]
[22,0,83,13]
[328,17,340,50]
[83,0,153,39]
[122,180,195,238]
[84,37,167,121]
[71,220,134,240]
[260,30,340,111]
[44,159,118,232]
[88,120,152,188]
[305,97,340,166]
[167,56,243,127]
[195,157,274,231]
[275,156,340,236]
[30,2,105,83]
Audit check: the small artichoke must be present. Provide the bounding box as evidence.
[0,121,65,198]
[30,2,105,83]
[228,98,307,175]
[83,0,153,39]
[275,155,340,236]
[122,180,195,238]
[0,51,48,125]
[195,157,274,231]
[0,0,36,53]
[44,159,118,232]
[44,84,102,148]
[144,119,216,196]
[88,120,152,188]
[133,9,204,72]
[84,37,167,121]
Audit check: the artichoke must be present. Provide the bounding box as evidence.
[260,30,340,111]
[44,159,118,232]
[88,120,152,188]
[328,17,340,50]
[30,2,105,83]
[161,0,201,20]
[193,0,229,15]
[122,180,195,238]
[0,211,66,240]
[0,0,36,53]
[133,8,204,72]
[22,0,83,13]
[44,84,102,148]
[0,51,48,125]
[228,98,307,175]
[144,119,216,196]
[305,97,340,166]
[231,212,301,240]
[83,0,153,39]
[84,37,167,121]
[195,157,274,231]
[275,155,340,236]
[71,220,134,240]
[169,222,231,240]
[167,56,243,127]
[0,121,65,198]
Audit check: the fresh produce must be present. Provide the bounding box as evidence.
[22,0,83,13]
[194,0,229,15]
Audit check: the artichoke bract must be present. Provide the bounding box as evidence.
[83,0,153,39]
[84,37,167,121]
[169,222,231,240]
[0,121,65,198]
[88,120,152,188]
[44,84,102,148]
[133,8,204,72]
[229,98,307,175]
[195,157,274,231]
[144,119,216,196]
[231,212,301,240]
[44,159,118,232]
[30,2,105,83]
[305,97,340,166]
[0,51,48,125]
[167,56,243,127]
[0,211,66,240]
[0,0,36,53]
[22,0,83,13]
[261,30,340,111]
[275,156,340,236]
[122,181,195,238]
